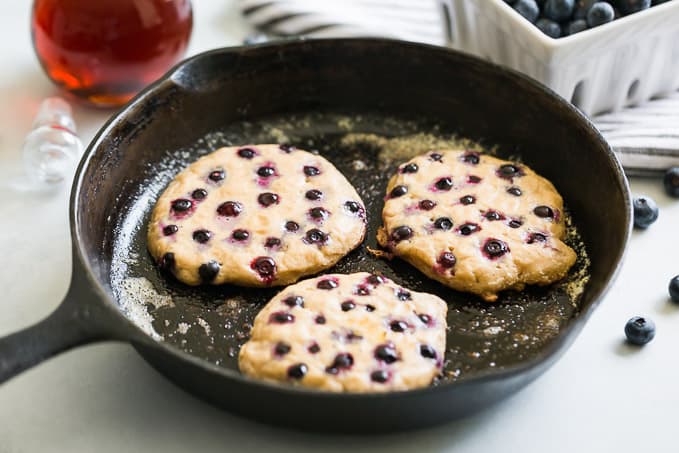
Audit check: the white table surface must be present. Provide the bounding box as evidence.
[1,1,678,452]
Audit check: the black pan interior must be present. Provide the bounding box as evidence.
[78,39,628,391]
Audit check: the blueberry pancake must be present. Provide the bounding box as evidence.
[238,272,447,392]
[148,144,366,287]
[377,150,577,302]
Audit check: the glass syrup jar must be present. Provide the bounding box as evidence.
[32,0,193,107]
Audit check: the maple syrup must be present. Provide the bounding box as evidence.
[32,0,193,107]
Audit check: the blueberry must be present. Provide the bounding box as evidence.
[192,188,208,200]
[587,2,615,26]
[265,237,281,248]
[344,201,362,214]
[506,187,522,196]
[564,19,589,35]
[232,229,249,241]
[663,167,679,197]
[208,169,225,182]
[418,314,432,325]
[460,195,476,205]
[285,220,299,232]
[513,0,540,22]
[258,192,279,207]
[632,196,659,229]
[304,166,320,176]
[160,252,175,272]
[615,0,651,15]
[308,207,329,220]
[434,217,453,230]
[534,205,554,218]
[497,164,523,179]
[624,316,655,345]
[509,219,523,228]
[326,353,354,374]
[279,144,295,153]
[402,163,418,173]
[171,199,192,212]
[305,228,328,244]
[198,261,220,282]
[163,224,178,236]
[269,311,294,324]
[420,344,437,359]
[483,239,510,259]
[544,0,575,21]
[283,295,304,308]
[391,225,413,242]
[341,300,356,311]
[375,344,399,363]
[193,229,211,243]
[355,285,370,296]
[668,275,679,303]
[237,148,256,159]
[396,290,411,301]
[437,251,457,268]
[390,185,408,198]
[274,342,291,356]
[434,177,453,191]
[365,304,376,312]
[461,151,480,164]
[419,199,436,210]
[287,363,308,379]
[315,315,326,324]
[458,223,480,236]
[308,343,321,353]
[367,274,386,285]
[574,0,597,19]
[527,232,548,244]
[317,278,338,290]
[305,189,323,200]
[429,153,443,161]
[370,370,390,383]
[536,18,562,38]
[257,166,275,177]
[390,320,408,332]
[467,175,482,184]
[253,256,276,277]
[484,210,504,221]
[217,201,242,217]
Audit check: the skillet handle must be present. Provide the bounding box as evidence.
[0,261,142,384]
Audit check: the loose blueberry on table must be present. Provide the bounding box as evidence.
[624,316,656,345]
[664,167,679,198]
[668,275,679,303]
[505,0,667,38]
[632,195,659,229]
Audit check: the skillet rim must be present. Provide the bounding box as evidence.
[70,37,632,400]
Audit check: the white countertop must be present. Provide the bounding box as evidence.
[1,1,678,452]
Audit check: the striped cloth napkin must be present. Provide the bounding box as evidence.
[240,0,679,174]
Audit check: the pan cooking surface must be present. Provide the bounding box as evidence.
[110,111,590,385]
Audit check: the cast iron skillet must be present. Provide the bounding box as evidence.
[0,38,631,433]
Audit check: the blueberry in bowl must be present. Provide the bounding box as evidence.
[504,0,664,37]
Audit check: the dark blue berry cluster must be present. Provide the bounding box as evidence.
[504,0,671,39]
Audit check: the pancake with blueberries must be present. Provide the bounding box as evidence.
[147,144,366,287]
[239,272,447,392]
[377,149,577,302]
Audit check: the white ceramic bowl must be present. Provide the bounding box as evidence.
[439,0,679,115]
